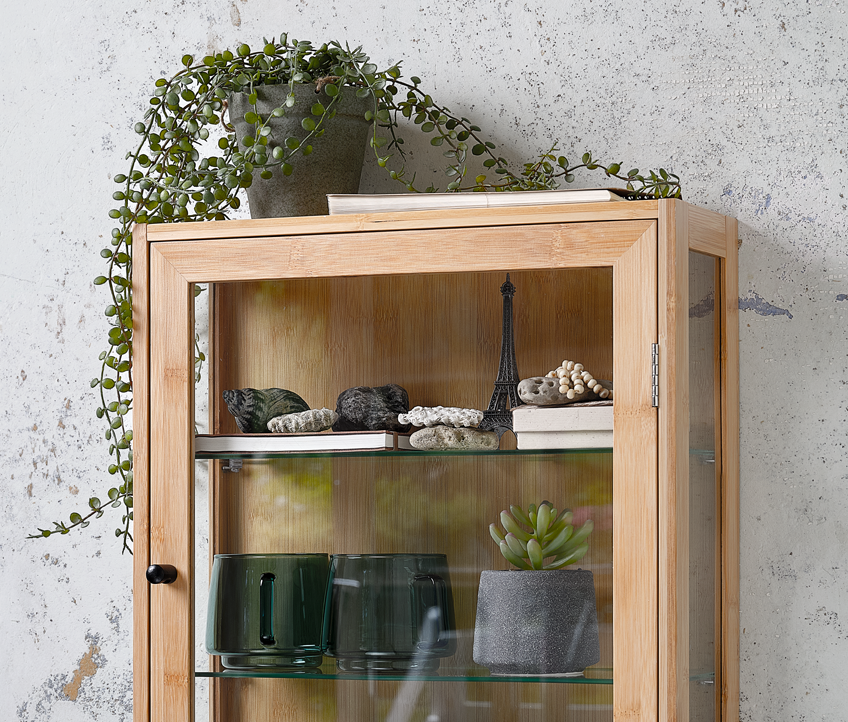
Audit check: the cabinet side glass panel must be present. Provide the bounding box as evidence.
[194,269,614,722]
[688,252,719,719]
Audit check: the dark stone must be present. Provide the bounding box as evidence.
[223,388,310,434]
[333,384,411,432]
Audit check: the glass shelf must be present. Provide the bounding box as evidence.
[196,664,614,685]
[196,447,614,460]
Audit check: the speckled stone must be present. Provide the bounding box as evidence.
[332,384,411,432]
[267,408,338,433]
[409,425,499,451]
[473,569,600,676]
[518,377,613,406]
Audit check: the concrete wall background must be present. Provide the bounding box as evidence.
[0,1,845,720]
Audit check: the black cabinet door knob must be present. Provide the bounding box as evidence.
[146,564,178,584]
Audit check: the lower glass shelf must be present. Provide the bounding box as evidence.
[196,664,614,685]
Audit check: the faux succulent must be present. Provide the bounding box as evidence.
[490,501,593,570]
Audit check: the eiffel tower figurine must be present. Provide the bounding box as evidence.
[479,274,523,435]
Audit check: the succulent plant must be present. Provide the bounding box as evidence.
[490,501,593,570]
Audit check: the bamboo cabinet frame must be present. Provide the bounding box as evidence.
[132,199,739,722]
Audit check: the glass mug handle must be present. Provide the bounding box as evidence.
[411,573,448,651]
[259,572,276,646]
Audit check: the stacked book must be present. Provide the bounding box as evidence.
[327,188,627,215]
[511,404,613,450]
[195,431,414,455]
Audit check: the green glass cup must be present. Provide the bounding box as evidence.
[323,553,457,673]
[206,553,329,670]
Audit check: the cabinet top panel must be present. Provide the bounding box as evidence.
[145,199,668,242]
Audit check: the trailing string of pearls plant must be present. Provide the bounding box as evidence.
[29,34,682,552]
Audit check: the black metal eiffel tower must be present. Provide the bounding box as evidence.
[479,274,523,435]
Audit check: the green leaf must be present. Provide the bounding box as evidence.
[489,523,505,545]
[282,163,293,176]
[471,144,486,155]
[311,102,325,116]
[325,84,339,97]
[301,117,316,132]
[499,541,530,570]
[527,538,544,569]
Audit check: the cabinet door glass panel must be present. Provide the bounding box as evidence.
[688,252,720,719]
[194,269,615,721]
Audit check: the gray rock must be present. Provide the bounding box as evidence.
[333,384,411,432]
[409,425,499,451]
[473,569,600,676]
[518,377,613,406]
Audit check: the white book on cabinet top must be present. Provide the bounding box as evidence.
[327,188,627,215]
[512,404,613,433]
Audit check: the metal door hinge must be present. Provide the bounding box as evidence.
[651,344,659,408]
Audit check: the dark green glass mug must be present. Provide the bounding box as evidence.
[323,553,457,673]
[206,553,329,670]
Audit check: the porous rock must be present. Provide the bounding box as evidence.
[518,377,613,406]
[398,405,484,429]
[333,383,411,432]
[223,388,310,433]
[410,425,499,451]
[267,408,338,433]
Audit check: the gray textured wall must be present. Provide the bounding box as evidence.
[1,1,845,720]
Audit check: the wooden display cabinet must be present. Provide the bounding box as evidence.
[132,199,739,722]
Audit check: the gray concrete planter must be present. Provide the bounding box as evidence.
[472,569,600,676]
[229,84,372,218]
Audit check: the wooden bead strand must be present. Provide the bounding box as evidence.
[544,359,613,401]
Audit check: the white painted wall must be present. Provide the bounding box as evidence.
[0,1,845,720]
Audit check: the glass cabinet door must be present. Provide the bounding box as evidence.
[688,251,721,720]
[139,214,661,722]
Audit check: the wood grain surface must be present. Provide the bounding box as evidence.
[132,224,151,722]
[146,201,661,242]
[149,246,195,722]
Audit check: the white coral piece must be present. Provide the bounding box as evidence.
[398,405,484,429]
[267,408,338,433]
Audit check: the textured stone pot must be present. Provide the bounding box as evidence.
[229,84,371,218]
[473,569,600,676]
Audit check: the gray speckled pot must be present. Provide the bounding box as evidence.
[229,84,371,218]
[473,569,600,676]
